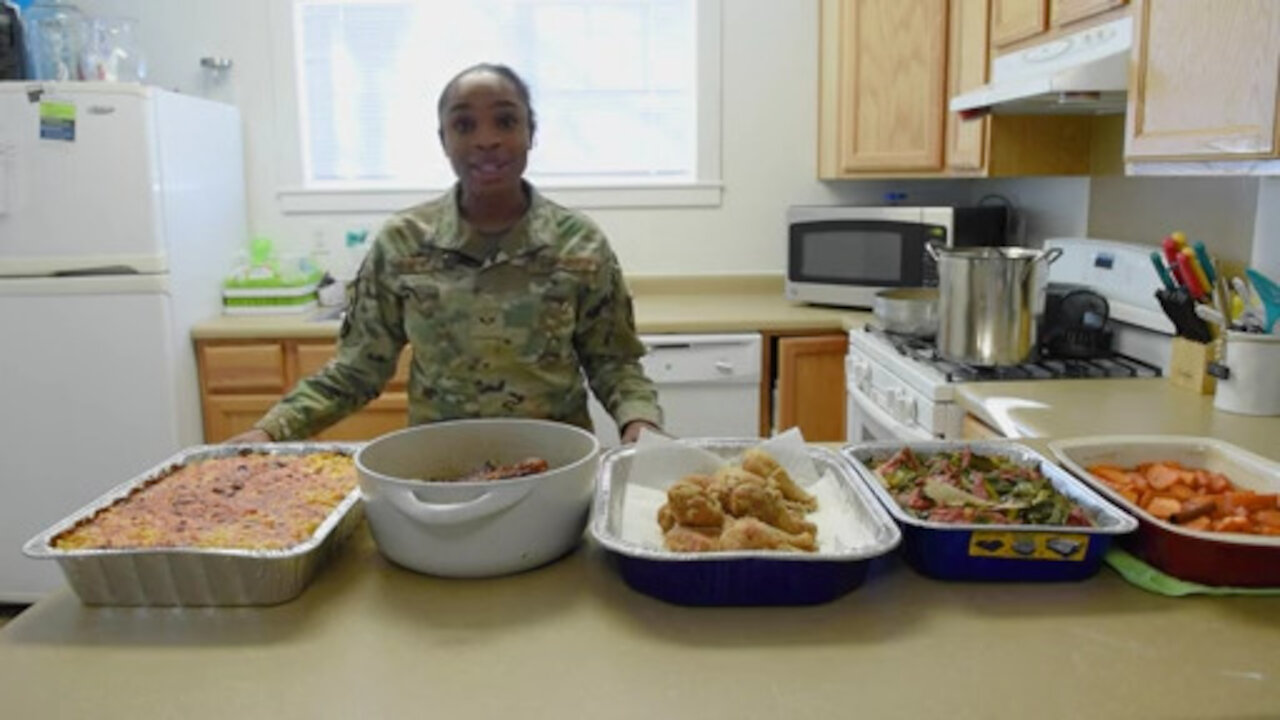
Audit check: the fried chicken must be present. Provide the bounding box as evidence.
[718,516,816,552]
[656,449,820,553]
[663,524,721,552]
[726,480,817,536]
[741,448,818,511]
[664,475,725,528]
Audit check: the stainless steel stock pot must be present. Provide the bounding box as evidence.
[928,245,1063,366]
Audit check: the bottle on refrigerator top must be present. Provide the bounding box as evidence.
[1,2,26,79]
[22,0,86,81]
[80,15,144,82]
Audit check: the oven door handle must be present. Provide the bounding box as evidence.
[846,379,935,442]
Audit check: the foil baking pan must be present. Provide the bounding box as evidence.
[1050,435,1280,587]
[23,443,364,606]
[589,439,901,606]
[843,441,1137,582]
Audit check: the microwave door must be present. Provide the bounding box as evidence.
[845,380,934,443]
[789,221,931,287]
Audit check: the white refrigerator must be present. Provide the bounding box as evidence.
[0,82,247,602]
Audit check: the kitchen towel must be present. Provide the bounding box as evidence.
[1105,548,1280,597]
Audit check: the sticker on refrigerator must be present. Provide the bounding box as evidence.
[39,101,76,142]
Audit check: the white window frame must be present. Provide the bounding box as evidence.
[267,0,723,214]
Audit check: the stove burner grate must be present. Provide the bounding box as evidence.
[865,326,1161,381]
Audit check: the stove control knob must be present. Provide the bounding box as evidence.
[887,388,905,420]
[900,395,917,424]
[852,359,872,391]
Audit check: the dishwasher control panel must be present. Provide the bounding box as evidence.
[641,332,762,383]
[589,333,763,446]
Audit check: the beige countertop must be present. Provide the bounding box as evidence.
[4,440,1280,719]
[192,275,866,340]
[4,523,1279,718]
[956,379,1280,460]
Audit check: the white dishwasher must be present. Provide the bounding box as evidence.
[589,333,763,446]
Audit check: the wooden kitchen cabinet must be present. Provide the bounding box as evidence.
[991,0,1048,47]
[820,0,1100,178]
[947,0,991,171]
[818,0,949,173]
[960,413,1005,439]
[196,339,412,442]
[1050,0,1127,28]
[774,333,847,443]
[1125,0,1280,161]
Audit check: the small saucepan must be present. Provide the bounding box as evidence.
[873,287,939,338]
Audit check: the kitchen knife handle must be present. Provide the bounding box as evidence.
[1162,236,1185,286]
[1182,247,1212,296]
[1193,242,1217,286]
[1176,251,1205,300]
[1150,251,1175,291]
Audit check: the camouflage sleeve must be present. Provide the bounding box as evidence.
[575,241,664,431]
[255,234,407,441]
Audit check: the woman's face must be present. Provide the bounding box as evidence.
[438,72,532,199]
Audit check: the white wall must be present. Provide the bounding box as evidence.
[73,0,1089,276]
[1088,176,1259,266]
[1252,178,1280,280]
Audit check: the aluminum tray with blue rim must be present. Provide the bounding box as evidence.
[841,441,1137,582]
[589,433,902,606]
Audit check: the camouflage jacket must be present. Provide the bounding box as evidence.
[255,184,663,441]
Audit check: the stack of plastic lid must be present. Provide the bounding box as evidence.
[222,236,324,315]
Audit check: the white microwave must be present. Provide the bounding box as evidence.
[785,205,1009,308]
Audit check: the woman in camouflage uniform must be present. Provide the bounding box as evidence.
[229,64,663,444]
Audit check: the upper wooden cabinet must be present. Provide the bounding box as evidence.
[991,0,1048,47]
[1125,0,1280,161]
[819,0,949,174]
[947,0,991,171]
[820,0,1099,178]
[1050,0,1127,28]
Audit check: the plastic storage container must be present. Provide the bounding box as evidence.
[23,0,86,81]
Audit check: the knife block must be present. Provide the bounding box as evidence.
[1168,337,1216,394]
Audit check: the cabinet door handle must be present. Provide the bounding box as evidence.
[713,361,734,374]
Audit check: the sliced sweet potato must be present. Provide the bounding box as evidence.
[1221,493,1279,514]
[1146,496,1182,520]
[1144,463,1190,491]
[1090,465,1135,489]
[1205,473,1231,494]
[1253,510,1280,528]
[1182,516,1213,531]
[1213,516,1252,533]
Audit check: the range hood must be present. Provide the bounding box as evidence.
[950,16,1133,116]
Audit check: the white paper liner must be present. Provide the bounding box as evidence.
[618,428,878,553]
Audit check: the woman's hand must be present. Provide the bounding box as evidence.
[224,428,273,444]
[620,420,663,444]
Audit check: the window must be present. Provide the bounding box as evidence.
[276,0,721,212]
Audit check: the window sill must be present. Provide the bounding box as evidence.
[276,182,724,215]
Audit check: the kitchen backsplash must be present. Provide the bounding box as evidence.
[1088,176,1259,265]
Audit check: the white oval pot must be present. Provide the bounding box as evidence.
[355,418,600,578]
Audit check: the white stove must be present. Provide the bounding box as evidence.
[845,238,1172,442]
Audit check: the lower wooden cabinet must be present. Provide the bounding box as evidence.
[774,333,847,442]
[961,413,1005,440]
[196,339,412,442]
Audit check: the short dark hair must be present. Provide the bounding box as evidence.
[436,63,537,139]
